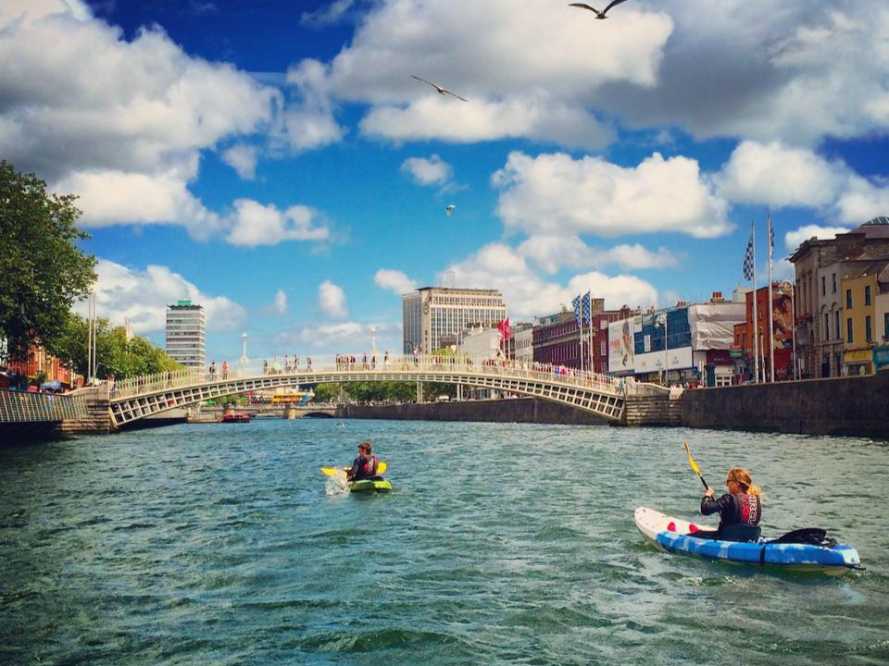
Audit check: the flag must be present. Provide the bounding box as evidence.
[572,294,581,324]
[497,318,512,341]
[743,230,755,281]
[582,291,592,325]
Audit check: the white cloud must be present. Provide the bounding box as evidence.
[276,320,401,355]
[286,0,671,149]
[0,1,287,238]
[836,176,889,225]
[517,235,678,274]
[374,269,416,295]
[716,141,847,208]
[300,0,356,27]
[400,155,453,187]
[272,289,288,315]
[277,59,346,152]
[221,144,259,180]
[319,280,348,318]
[784,225,851,252]
[226,199,330,247]
[78,258,246,334]
[493,151,732,239]
[441,243,657,319]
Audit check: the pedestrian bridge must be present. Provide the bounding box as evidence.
[107,356,640,428]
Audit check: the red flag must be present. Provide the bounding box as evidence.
[497,318,512,340]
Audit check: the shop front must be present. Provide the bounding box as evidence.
[844,349,873,376]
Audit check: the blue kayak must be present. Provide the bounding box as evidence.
[635,507,860,575]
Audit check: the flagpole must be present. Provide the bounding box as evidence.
[751,222,759,384]
[767,214,775,382]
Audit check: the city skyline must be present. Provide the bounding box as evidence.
[2,1,888,361]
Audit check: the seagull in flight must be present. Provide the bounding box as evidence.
[411,75,468,102]
[569,0,630,19]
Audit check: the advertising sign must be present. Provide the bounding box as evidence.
[634,346,694,374]
[608,318,636,375]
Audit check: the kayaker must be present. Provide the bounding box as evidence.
[697,467,762,542]
[347,441,378,481]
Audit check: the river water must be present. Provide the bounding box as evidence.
[1,419,887,665]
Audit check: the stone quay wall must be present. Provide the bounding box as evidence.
[337,397,608,426]
[679,371,889,439]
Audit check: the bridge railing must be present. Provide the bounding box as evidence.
[0,390,89,423]
[110,355,626,401]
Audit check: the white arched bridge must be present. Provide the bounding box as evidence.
[106,355,643,428]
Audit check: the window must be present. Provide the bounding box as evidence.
[847,318,853,344]
[846,289,852,309]
[865,285,871,306]
[832,273,837,294]
[824,313,830,341]
[834,311,840,342]
[866,316,872,343]
[821,276,826,296]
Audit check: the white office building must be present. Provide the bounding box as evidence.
[402,287,507,354]
[165,300,206,368]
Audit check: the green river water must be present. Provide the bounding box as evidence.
[1,419,887,665]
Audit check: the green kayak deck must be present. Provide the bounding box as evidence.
[349,478,392,493]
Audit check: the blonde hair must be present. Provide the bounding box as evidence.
[727,467,761,496]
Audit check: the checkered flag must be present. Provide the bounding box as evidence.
[743,231,755,281]
[572,294,581,324]
[582,291,592,325]
[768,215,774,260]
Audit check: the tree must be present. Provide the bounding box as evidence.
[55,313,181,380]
[0,161,97,359]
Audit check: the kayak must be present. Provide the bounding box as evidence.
[635,507,861,575]
[348,478,392,493]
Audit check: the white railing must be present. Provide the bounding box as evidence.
[109,355,625,401]
[0,390,88,423]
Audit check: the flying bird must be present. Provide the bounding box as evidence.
[569,0,630,19]
[411,75,468,102]
[445,204,456,217]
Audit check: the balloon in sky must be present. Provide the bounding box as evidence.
[445,204,456,217]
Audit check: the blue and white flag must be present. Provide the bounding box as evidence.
[572,294,581,324]
[582,291,592,325]
[768,214,774,260]
[743,229,755,281]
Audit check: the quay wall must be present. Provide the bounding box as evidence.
[679,371,889,439]
[337,397,608,426]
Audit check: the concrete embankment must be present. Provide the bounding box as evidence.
[337,397,609,426]
[679,370,889,439]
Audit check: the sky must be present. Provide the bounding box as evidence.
[2,0,889,363]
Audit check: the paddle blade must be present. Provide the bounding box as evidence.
[683,441,702,476]
[320,466,346,478]
[377,461,388,475]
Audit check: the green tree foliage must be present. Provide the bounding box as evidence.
[55,313,181,380]
[0,161,96,359]
[312,381,417,404]
[312,383,341,403]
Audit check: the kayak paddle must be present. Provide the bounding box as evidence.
[682,441,709,491]
[320,461,388,477]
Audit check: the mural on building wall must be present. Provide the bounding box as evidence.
[773,294,793,350]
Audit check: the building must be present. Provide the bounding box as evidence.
[459,328,502,362]
[402,287,507,354]
[512,322,534,365]
[608,295,745,386]
[840,262,889,375]
[590,306,636,374]
[789,217,889,378]
[165,300,206,368]
[732,283,794,381]
[876,264,889,372]
[2,342,78,388]
[533,310,583,368]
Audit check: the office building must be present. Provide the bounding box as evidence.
[402,287,507,354]
[165,300,206,369]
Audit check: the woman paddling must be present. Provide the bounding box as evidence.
[347,441,379,482]
[696,467,763,542]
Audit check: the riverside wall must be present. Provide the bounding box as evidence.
[679,370,889,439]
[337,397,609,426]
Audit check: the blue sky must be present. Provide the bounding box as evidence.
[2,0,888,362]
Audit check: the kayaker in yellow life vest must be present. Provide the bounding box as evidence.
[347,441,378,481]
[697,467,763,542]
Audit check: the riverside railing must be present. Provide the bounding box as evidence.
[110,355,627,401]
[0,390,89,423]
